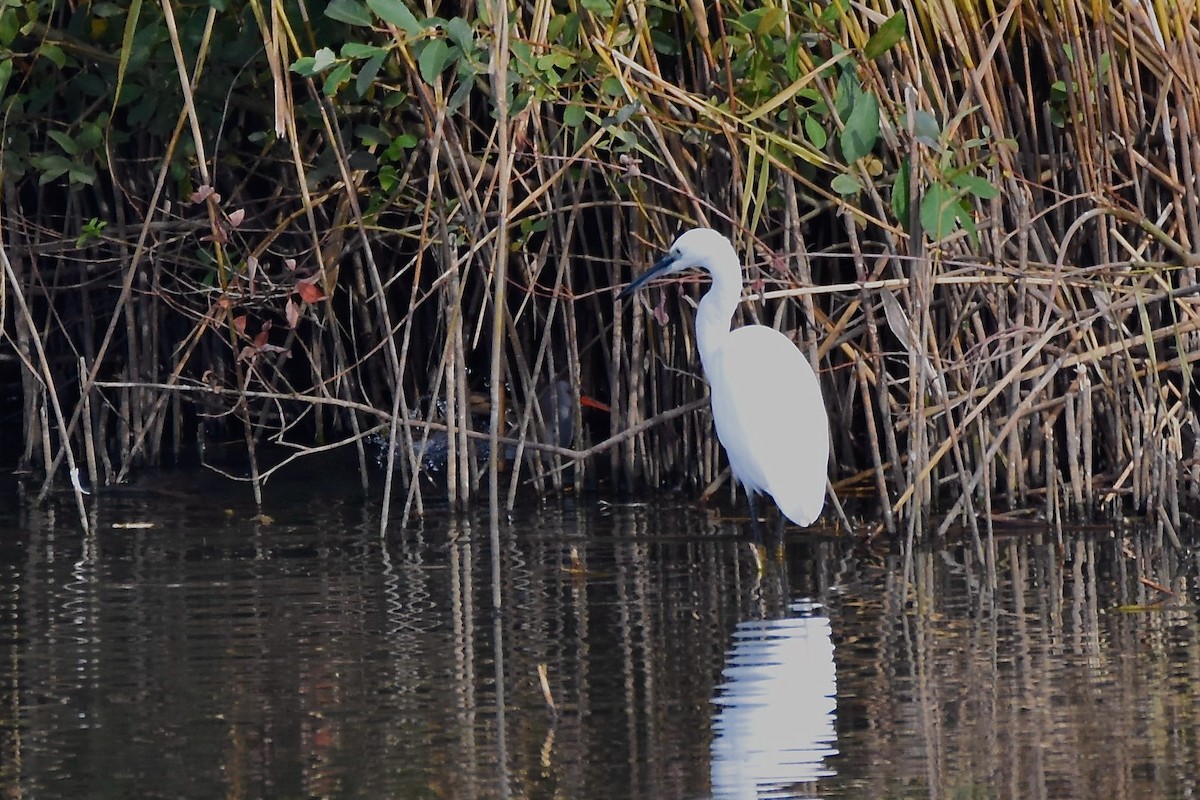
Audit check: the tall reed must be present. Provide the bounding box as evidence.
[1,0,1198,535]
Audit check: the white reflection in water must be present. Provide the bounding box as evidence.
[711,599,837,799]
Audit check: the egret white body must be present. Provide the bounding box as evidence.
[620,228,829,527]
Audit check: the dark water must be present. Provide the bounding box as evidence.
[1,469,1198,799]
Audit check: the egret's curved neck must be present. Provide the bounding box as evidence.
[695,253,743,372]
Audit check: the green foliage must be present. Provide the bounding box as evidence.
[0,0,263,185]
[864,11,906,60]
[366,0,421,36]
[841,90,879,162]
[1049,45,1111,128]
[898,109,1008,246]
[75,217,107,247]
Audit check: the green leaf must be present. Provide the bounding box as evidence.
[818,0,844,29]
[0,11,16,46]
[509,39,534,76]
[418,39,453,85]
[34,154,73,183]
[47,130,78,155]
[307,47,338,73]
[911,109,940,147]
[325,0,371,26]
[757,7,786,34]
[447,76,473,111]
[323,61,353,96]
[735,6,786,34]
[378,164,399,193]
[614,101,639,124]
[37,43,66,68]
[384,132,418,160]
[0,59,12,99]
[892,158,910,222]
[952,173,999,201]
[356,52,386,97]
[864,11,906,60]
[291,56,317,76]
[69,165,97,185]
[833,68,857,121]
[580,0,613,16]
[341,42,388,58]
[128,92,156,125]
[366,0,423,35]
[650,29,678,55]
[537,51,574,71]
[831,172,861,196]
[920,183,959,242]
[954,199,978,247]
[446,16,473,52]
[563,103,585,128]
[356,124,390,146]
[77,122,103,150]
[316,47,340,72]
[803,114,827,149]
[840,91,879,162]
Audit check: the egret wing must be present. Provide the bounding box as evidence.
[707,326,829,526]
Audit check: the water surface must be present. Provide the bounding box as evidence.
[0,470,1197,799]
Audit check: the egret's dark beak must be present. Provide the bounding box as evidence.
[618,251,679,299]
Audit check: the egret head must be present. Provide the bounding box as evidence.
[619,228,738,298]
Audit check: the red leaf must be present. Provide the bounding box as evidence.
[246,255,259,295]
[228,208,245,228]
[253,328,269,349]
[190,185,214,204]
[201,226,228,244]
[296,281,326,304]
[653,297,670,326]
[233,314,248,335]
[285,298,301,329]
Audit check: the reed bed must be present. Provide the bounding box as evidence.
[2,0,1199,536]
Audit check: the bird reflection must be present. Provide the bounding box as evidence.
[710,599,837,799]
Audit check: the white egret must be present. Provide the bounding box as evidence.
[620,228,829,529]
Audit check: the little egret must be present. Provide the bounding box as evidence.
[620,228,829,529]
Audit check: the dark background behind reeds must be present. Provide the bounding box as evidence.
[2,0,1199,535]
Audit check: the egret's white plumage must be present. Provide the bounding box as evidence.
[620,228,829,527]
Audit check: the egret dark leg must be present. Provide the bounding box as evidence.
[746,491,763,542]
[745,491,768,574]
[771,505,787,561]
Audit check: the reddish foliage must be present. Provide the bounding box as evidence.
[296,280,326,304]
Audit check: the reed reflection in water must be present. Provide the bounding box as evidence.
[0,470,1198,799]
